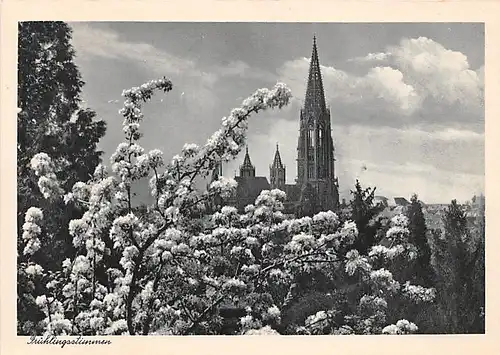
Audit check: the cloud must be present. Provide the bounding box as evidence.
[222,118,483,204]
[71,23,196,75]
[278,57,420,117]
[477,65,484,87]
[70,23,270,114]
[333,124,484,177]
[277,36,484,134]
[346,159,484,204]
[362,67,421,114]
[69,24,484,205]
[71,23,221,114]
[351,36,484,113]
[350,52,389,62]
[215,60,250,77]
[213,60,276,82]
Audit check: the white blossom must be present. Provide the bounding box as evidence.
[370,268,400,293]
[241,264,260,275]
[105,319,129,335]
[209,177,238,198]
[35,295,48,308]
[120,245,139,270]
[72,255,91,275]
[312,210,340,232]
[240,315,262,332]
[181,143,199,157]
[359,295,388,310]
[223,278,246,291]
[30,153,63,198]
[333,325,354,335]
[305,310,329,331]
[345,250,371,276]
[402,282,436,303]
[339,221,358,246]
[391,214,409,227]
[382,319,418,335]
[264,305,281,321]
[22,207,44,255]
[244,326,279,335]
[369,244,405,260]
[25,207,43,223]
[25,264,44,277]
[62,283,75,298]
[62,258,72,271]
[286,233,316,253]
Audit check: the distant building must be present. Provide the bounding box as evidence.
[394,197,410,206]
[465,193,485,221]
[210,36,340,216]
[232,146,271,212]
[373,196,389,208]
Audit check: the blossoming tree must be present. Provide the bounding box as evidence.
[20,78,435,336]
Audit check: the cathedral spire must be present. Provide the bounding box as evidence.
[304,35,327,113]
[296,36,339,210]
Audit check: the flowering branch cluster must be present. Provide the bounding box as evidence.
[22,207,44,256]
[30,153,63,199]
[20,78,435,336]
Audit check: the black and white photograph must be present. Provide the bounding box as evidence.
[15,21,485,336]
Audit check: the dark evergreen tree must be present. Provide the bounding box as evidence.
[406,194,434,287]
[17,21,106,334]
[427,200,485,333]
[348,180,384,254]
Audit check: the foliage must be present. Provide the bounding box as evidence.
[405,194,434,287]
[18,78,436,336]
[427,200,485,333]
[17,21,106,334]
[348,180,385,254]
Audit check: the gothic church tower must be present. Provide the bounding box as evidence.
[296,36,339,211]
[239,146,256,178]
[270,143,285,190]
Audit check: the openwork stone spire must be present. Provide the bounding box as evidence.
[304,35,327,114]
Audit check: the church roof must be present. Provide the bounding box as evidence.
[394,197,410,206]
[304,35,327,113]
[234,176,270,199]
[271,143,284,169]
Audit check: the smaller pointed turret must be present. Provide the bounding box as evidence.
[239,145,256,178]
[243,146,252,166]
[271,142,284,169]
[210,161,222,182]
[207,161,224,213]
[270,143,286,190]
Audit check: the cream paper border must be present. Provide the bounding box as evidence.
[1,1,499,354]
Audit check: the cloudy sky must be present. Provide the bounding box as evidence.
[69,22,484,204]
